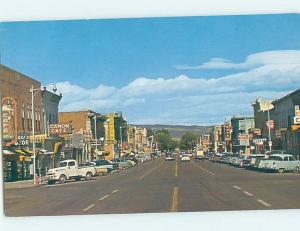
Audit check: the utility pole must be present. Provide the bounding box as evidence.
[30,85,37,184]
[119,126,123,158]
[267,109,272,151]
[94,115,98,151]
[223,119,227,152]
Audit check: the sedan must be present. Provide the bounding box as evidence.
[181,155,191,161]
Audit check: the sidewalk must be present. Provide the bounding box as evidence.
[4,177,47,190]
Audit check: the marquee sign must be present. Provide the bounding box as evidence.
[2,97,18,146]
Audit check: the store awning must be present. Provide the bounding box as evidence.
[14,149,26,155]
[3,149,15,155]
[38,149,54,155]
[24,149,33,154]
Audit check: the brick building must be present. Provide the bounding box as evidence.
[1,64,44,181]
[1,64,44,139]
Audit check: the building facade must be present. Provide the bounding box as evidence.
[231,116,255,154]
[270,89,300,157]
[41,87,62,136]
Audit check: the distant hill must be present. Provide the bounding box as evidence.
[139,124,214,140]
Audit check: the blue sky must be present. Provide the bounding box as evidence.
[1,14,300,125]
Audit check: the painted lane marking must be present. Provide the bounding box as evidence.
[191,161,215,176]
[138,161,164,180]
[112,189,119,194]
[171,186,179,212]
[233,185,241,190]
[243,191,254,197]
[99,195,110,201]
[257,199,271,207]
[175,160,178,177]
[83,204,95,212]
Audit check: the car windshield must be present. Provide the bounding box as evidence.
[59,162,68,167]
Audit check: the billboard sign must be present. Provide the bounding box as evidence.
[49,123,72,135]
[108,113,115,141]
[2,97,18,146]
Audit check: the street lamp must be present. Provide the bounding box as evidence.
[30,83,57,184]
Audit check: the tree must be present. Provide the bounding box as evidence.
[147,128,154,137]
[155,129,177,151]
[180,132,198,150]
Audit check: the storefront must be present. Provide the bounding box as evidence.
[3,149,32,182]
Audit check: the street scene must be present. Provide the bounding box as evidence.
[1,13,300,216]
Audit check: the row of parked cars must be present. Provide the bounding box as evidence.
[210,151,300,173]
[46,153,155,184]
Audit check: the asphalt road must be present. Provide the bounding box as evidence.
[4,157,300,216]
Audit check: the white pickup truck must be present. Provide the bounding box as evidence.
[46,159,96,184]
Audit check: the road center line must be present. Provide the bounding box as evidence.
[171,186,179,212]
[82,204,95,211]
[243,191,254,197]
[257,199,271,207]
[191,161,215,175]
[233,185,241,190]
[112,189,119,194]
[99,195,110,201]
[175,160,178,177]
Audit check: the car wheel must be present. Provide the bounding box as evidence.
[85,172,92,180]
[293,166,300,174]
[59,174,67,184]
[278,168,285,173]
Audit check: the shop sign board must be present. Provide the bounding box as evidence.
[15,135,30,146]
[253,138,267,145]
[49,123,72,135]
[108,113,115,141]
[238,134,249,141]
[2,97,18,146]
[293,116,300,125]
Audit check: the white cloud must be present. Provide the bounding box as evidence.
[52,50,300,125]
[175,50,300,70]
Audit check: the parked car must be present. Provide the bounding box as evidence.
[238,155,252,168]
[229,154,240,165]
[220,153,230,163]
[211,154,222,162]
[245,154,266,169]
[46,159,96,184]
[258,154,300,173]
[93,159,116,174]
[112,158,131,170]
